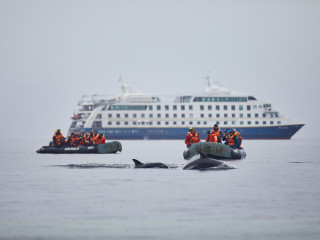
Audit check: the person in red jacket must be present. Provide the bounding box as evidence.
[96,134,106,144]
[185,128,200,148]
[52,129,64,147]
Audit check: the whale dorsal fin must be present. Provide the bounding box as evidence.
[199,151,208,159]
[132,159,143,166]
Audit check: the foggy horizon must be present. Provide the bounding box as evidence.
[0,0,319,139]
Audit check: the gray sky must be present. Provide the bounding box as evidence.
[0,0,319,139]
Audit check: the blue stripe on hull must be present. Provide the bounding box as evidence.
[70,124,304,140]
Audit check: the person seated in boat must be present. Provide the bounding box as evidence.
[90,130,99,145]
[52,129,64,147]
[185,127,200,148]
[83,132,92,146]
[222,129,231,144]
[96,134,106,144]
[67,132,78,147]
[77,132,85,146]
[73,130,79,138]
[226,129,243,149]
[211,124,223,143]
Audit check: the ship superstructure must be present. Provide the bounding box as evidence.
[68,79,304,139]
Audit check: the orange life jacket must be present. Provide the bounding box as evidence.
[53,133,63,146]
[185,132,200,146]
[91,134,100,145]
[78,137,85,146]
[227,132,242,147]
[211,128,221,137]
[206,133,218,142]
[68,136,78,146]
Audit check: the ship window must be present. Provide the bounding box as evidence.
[141,114,145,118]
[157,105,161,110]
[107,121,112,125]
[117,114,120,118]
[216,121,220,124]
[181,114,185,118]
[216,114,220,118]
[224,114,228,118]
[239,105,243,110]
[208,105,212,110]
[193,97,247,102]
[232,114,236,118]
[149,114,153,118]
[165,122,169,125]
[133,122,137,125]
[270,121,274,125]
[248,96,257,101]
[173,121,177,125]
[165,114,169,118]
[125,121,128,125]
[240,114,243,118]
[222,121,226,125]
[149,105,153,110]
[157,114,161,118]
[165,105,169,110]
[200,105,204,110]
[275,113,279,118]
[255,121,259,125]
[182,121,185,125]
[181,105,185,110]
[108,114,112,118]
[263,121,266,125]
[216,105,220,110]
[248,121,251,125]
[197,121,201,125]
[203,121,207,125]
[96,114,102,119]
[262,114,266,118]
[240,121,244,125]
[224,105,228,110]
[173,105,177,110]
[133,114,137,118]
[231,105,235,110]
[116,122,120,125]
[189,105,193,110]
[277,121,281,124]
[149,122,153,125]
[255,114,259,118]
[247,114,251,118]
[201,114,204,118]
[253,105,257,109]
[270,113,273,118]
[232,121,235,125]
[173,114,177,118]
[125,114,129,118]
[109,105,147,111]
[157,122,161,125]
[247,105,251,110]
[189,114,193,118]
[209,114,212,118]
[141,122,145,125]
[189,121,193,125]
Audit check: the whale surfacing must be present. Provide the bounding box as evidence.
[132,159,169,169]
[183,152,225,170]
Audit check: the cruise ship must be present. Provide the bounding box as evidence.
[68,78,304,140]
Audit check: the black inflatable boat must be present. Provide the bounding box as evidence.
[36,141,122,154]
[183,142,246,160]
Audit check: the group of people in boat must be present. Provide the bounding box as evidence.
[52,129,105,147]
[185,124,243,149]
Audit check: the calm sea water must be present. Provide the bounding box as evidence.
[0,138,320,240]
